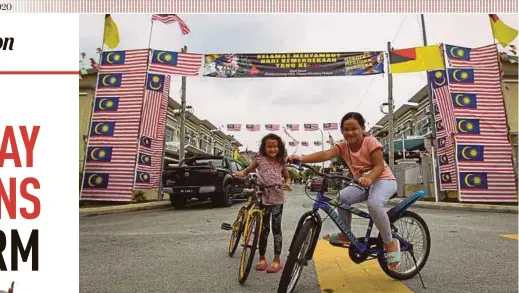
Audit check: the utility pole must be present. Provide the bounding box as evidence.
[178,45,187,163]
[421,14,440,199]
[387,41,395,171]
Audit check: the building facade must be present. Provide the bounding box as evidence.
[79,69,242,175]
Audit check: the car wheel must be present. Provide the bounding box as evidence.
[222,184,234,207]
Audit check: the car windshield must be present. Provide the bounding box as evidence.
[183,158,224,167]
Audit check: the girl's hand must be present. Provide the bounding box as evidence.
[233,171,245,178]
[285,155,302,164]
[358,177,373,187]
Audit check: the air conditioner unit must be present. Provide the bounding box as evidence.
[424,106,431,115]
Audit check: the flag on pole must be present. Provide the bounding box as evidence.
[152,14,191,35]
[286,124,299,131]
[103,14,120,49]
[246,124,260,131]
[389,45,445,74]
[323,123,338,130]
[227,124,241,131]
[149,50,203,76]
[265,124,280,131]
[304,124,318,131]
[489,14,518,47]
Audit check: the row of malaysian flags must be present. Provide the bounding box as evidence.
[288,141,325,147]
[80,49,173,202]
[430,44,517,203]
[226,123,339,132]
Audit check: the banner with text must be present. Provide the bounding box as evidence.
[203,51,385,78]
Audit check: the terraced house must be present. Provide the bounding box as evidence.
[79,69,242,174]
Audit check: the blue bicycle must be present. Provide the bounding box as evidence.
[277,163,430,293]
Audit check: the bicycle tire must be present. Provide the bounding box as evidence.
[277,220,317,293]
[238,211,261,284]
[228,208,246,257]
[378,210,431,280]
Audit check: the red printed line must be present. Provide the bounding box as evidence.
[0,71,79,75]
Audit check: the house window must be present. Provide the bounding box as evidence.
[165,127,174,142]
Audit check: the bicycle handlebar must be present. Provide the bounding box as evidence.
[248,180,283,189]
[232,175,283,189]
[286,160,363,188]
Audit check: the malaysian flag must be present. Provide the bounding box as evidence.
[304,124,318,131]
[246,124,260,131]
[446,44,517,202]
[286,124,299,131]
[301,141,309,146]
[445,44,499,69]
[134,75,170,189]
[323,123,338,130]
[151,14,190,35]
[140,73,166,138]
[81,49,149,202]
[149,50,202,76]
[227,124,241,131]
[215,54,235,66]
[265,124,280,131]
[428,70,457,135]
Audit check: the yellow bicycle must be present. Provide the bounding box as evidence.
[222,179,290,284]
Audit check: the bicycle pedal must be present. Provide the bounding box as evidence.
[221,223,232,231]
[329,242,350,249]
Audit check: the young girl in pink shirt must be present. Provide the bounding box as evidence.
[287,112,400,270]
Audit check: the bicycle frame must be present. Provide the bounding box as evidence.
[289,175,427,261]
[241,190,265,247]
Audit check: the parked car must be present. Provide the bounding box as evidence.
[162,155,247,209]
[309,176,328,192]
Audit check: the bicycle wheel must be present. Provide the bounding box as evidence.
[229,207,246,257]
[238,211,261,284]
[378,210,431,280]
[277,220,317,293]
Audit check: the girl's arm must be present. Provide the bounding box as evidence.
[366,149,385,182]
[282,166,291,185]
[237,161,259,176]
[301,147,340,163]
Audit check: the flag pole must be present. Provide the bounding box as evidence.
[179,45,188,163]
[80,15,108,200]
[421,14,440,200]
[148,18,155,50]
[387,41,395,172]
[131,30,154,195]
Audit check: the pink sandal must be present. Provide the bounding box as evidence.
[266,262,283,273]
[255,259,268,271]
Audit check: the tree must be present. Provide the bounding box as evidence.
[236,154,250,167]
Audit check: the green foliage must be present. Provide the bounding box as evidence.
[236,154,250,167]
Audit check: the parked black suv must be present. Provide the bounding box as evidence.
[162,155,247,208]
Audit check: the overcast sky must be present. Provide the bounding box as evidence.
[80,14,517,155]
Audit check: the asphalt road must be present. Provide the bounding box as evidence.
[80,185,518,293]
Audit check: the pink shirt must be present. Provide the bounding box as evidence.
[254,155,286,205]
[335,136,395,181]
